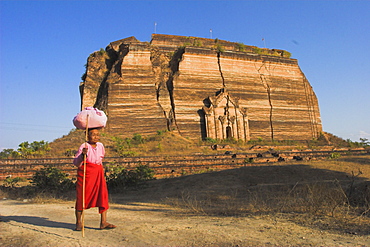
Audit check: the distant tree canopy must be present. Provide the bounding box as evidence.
[0,149,20,159]
[0,140,50,159]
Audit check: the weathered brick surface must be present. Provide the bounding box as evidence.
[1,149,368,180]
[80,34,321,141]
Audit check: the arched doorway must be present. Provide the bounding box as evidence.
[226,126,232,139]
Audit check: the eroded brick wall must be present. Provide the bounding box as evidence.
[80,34,322,142]
[1,149,368,180]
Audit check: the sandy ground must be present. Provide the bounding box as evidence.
[1,199,369,247]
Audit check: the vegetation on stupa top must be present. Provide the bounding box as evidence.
[180,36,292,58]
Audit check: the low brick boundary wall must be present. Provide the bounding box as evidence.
[1,149,368,180]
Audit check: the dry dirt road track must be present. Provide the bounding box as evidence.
[1,199,369,247]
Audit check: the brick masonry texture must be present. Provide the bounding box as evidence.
[80,34,322,142]
[1,149,368,180]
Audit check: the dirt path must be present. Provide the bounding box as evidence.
[1,199,369,247]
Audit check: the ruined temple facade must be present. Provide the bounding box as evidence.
[80,34,322,141]
[203,90,250,141]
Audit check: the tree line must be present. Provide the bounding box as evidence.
[0,141,50,159]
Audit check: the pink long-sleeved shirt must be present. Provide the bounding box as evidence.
[73,142,105,167]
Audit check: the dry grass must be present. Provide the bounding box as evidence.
[48,129,352,157]
[49,129,211,157]
[2,154,369,235]
[118,155,370,235]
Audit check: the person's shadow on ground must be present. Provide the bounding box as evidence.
[0,215,94,230]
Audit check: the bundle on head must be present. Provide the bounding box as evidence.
[73,107,107,130]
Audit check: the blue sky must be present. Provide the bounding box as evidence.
[1,0,369,150]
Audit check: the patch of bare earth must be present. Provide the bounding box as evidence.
[1,200,369,247]
[1,155,370,246]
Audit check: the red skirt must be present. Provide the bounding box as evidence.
[75,162,109,213]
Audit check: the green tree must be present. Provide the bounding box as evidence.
[0,149,20,159]
[17,140,50,158]
[18,141,31,157]
[359,138,370,147]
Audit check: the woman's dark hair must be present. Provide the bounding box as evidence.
[87,128,100,132]
[85,128,101,136]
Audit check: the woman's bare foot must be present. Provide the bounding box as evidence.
[75,224,82,231]
[100,222,116,230]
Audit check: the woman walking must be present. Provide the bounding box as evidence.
[74,128,116,231]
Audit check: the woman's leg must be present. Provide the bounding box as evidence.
[100,210,107,227]
[75,210,83,230]
[100,210,116,229]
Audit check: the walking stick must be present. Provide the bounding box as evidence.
[82,114,89,237]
